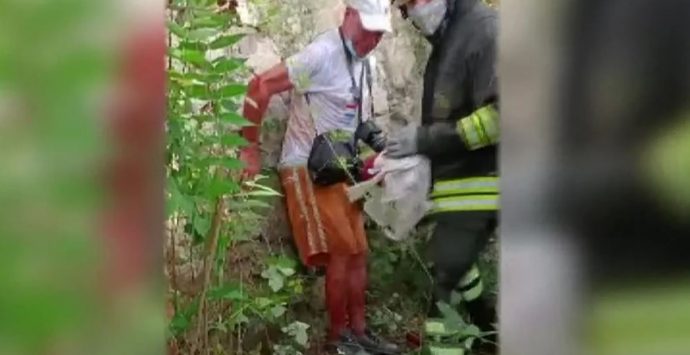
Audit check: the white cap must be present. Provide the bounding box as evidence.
[346,0,393,33]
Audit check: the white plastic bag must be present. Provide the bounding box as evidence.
[347,154,432,241]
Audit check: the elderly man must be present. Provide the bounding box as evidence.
[239,0,398,354]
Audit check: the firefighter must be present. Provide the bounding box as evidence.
[386,0,499,353]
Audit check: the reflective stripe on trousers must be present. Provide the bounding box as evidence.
[424,319,467,355]
[451,264,484,303]
[427,345,466,355]
[430,176,499,213]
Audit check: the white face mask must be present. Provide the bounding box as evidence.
[407,0,447,36]
[345,39,367,60]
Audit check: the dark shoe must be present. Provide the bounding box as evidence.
[325,330,371,355]
[465,297,497,334]
[355,329,401,355]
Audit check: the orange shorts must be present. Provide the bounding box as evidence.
[279,166,368,267]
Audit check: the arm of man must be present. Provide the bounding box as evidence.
[240,39,328,177]
[239,64,293,178]
[416,36,499,158]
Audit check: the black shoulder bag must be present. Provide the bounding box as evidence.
[306,30,372,186]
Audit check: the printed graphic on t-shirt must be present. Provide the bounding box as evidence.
[341,101,358,125]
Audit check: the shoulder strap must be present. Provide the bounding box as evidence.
[365,58,373,91]
[338,28,370,126]
[338,28,358,93]
[356,63,366,125]
[364,59,374,122]
[306,30,375,130]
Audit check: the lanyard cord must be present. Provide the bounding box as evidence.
[338,27,363,119]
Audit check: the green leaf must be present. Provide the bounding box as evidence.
[464,336,475,350]
[437,301,468,333]
[272,256,297,277]
[187,28,218,41]
[461,324,481,339]
[179,49,206,63]
[188,84,213,100]
[193,215,211,238]
[220,99,238,112]
[244,190,282,197]
[227,199,273,210]
[167,20,187,38]
[218,84,247,98]
[271,305,287,318]
[278,267,295,277]
[450,290,463,306]
[296,333,308,348]
[174,49,210,68]
[242,181,282,197]
[213,57,246,73]
[207,178,240,198]
[169,311,190,335]
[261,266,285,292]
[190,14,229,29]
[190,18,218,29]
[209,34,244,49]
[221,134,248,147]
[208,283,247,301]
[169,298,200,336]
[254,297,272,309]
[220,112,252,126]
[192,1,217,12]
[282,321,310,347]
[172,71,223,85]
[178,40,206,51]
[167,179,195,217]
[269,273,284,292]
[200,72,225,83]
[168,73,197,87]
[216,157,244,170]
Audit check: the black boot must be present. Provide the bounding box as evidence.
[325,330,371,355]
[355,329,401,355]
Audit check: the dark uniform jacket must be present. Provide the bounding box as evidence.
[416,0,499,182]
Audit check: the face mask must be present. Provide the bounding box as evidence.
[407,0,447,36]
[345,39,367,60]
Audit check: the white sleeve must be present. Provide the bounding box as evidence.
[285,40,327,94]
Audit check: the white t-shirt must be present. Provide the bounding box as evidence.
[280,29,375,167]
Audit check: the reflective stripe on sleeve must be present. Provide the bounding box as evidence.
[455,105,499,150]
